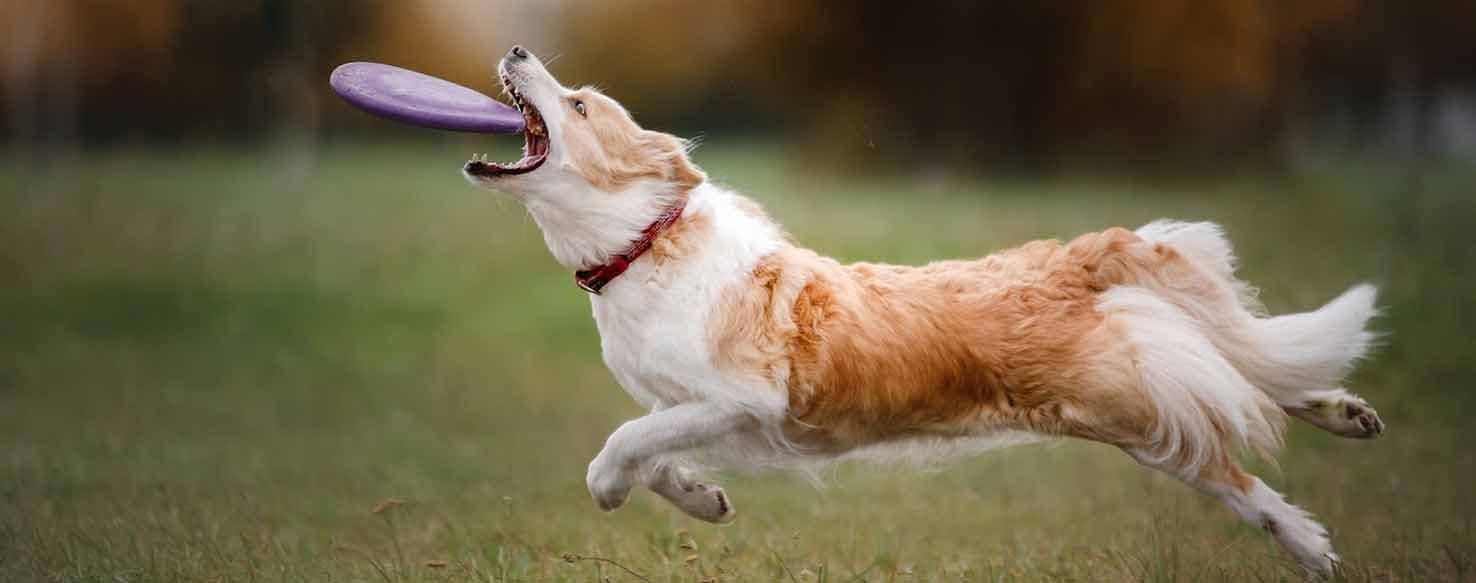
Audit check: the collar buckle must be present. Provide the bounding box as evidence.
[575,277,603,295]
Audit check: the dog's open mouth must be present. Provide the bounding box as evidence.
[465,75,548,177]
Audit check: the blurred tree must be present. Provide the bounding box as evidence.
[1,1,370,146]
[535,0,1475,172]
[7,0,1475,173]
[2,0,180,154]
[495,0,1364,172]
[1293,0,1476,160]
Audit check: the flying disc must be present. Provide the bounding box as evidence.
[330,62,526,134]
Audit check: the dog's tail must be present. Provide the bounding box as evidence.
[1234,285,1379,407]
[1135,220,1379,411]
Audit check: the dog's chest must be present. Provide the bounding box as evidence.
[591,296,714,409]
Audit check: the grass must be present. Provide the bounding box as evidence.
[1,140,1473,582]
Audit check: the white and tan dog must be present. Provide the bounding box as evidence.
[464,46,1383,575]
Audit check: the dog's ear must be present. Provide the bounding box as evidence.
[633,130,705,192]
[567,112,706,193]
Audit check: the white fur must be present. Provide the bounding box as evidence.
[1097,286,1284,479]
[576,185,803,510]
[590,184,788,415]
[1136,221,1381,439]
[465,49,800,504]
[1119,221,1378,574]
[1210,477,1338,574]
[1135,219,1265,314]
[1246,285,1379,403]
[585,401,753,512]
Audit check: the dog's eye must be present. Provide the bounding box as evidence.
[573,100,587,117]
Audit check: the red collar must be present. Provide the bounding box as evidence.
[574,199,687,295]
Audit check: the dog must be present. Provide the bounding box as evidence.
[463,45,1383,575]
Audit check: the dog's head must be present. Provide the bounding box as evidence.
[463,46,703,201]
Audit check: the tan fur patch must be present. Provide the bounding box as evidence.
[708,228,1222,453]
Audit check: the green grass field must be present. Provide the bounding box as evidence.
[2,142,1473,582]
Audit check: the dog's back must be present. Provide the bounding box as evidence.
[712,222,1376,472]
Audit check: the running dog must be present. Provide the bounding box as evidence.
[464,46,1383,575]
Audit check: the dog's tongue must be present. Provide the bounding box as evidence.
[330,62,526,134]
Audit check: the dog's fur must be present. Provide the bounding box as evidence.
[465,47,1383,575]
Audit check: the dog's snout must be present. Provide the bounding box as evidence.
[509,45,529,60]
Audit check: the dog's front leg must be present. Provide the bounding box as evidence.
[586,402,751,513]
[643,462,737,523]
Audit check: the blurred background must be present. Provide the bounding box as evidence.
[7,0,1476,171]
[3,2,1474,581]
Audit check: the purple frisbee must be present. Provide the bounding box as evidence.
[330,62,525,134]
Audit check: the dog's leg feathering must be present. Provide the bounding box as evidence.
[1093,285,1339,573]
[1131,450,1339,576]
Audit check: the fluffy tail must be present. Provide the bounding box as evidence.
[1135,220,1380,409]
[1134,220,1264,315]
[1240,284,1379,407]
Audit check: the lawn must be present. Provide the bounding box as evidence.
[2,141,1473,582]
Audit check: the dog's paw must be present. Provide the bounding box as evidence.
[586,458,633,512]
[1341,398,1385,438]
[1300,551,1340,579]
[1269,510,1338,578]
[671,481,736,524]
[1290,393,1385,439]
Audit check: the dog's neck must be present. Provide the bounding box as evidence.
[523,178,690,271]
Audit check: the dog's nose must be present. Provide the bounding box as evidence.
[508,45,529,60]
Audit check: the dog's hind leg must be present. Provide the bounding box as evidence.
[1284,388,1385,438]
[1044,390,1338,575]
[1129,449,1338,576]
[1041,389,1338,575]
[1134,222,1384,439]
[1082,287,1336,574]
